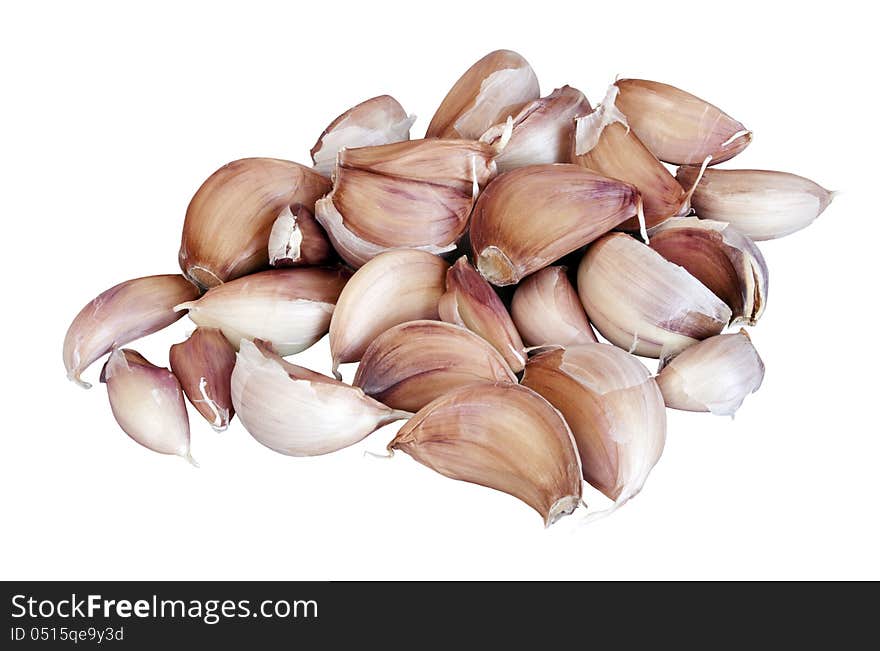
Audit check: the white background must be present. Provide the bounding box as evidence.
[2,0,877,580]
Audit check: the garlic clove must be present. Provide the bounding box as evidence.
[63,274,200,388]
[675,166,835,241]
[480,85,591,173]
[469,164,642,286]
[267,203,334,267]
[100,348,194,464]
[572,84,690,230]
[577,233,732,358]
[522,344,665,512]
[175,267,349,356]
[179,158,330,289]
[614,79,751,166]
[657,329,764,416]
[169,327,237,431]
[328,249,448,377]
[354,320,517,412]
[231,339,409,457]
[310,95,416,177]
[314,139,497,268]
[649,217,768,325]
[438,256,526,372]
[426,49,540,140]
[511,266,597,347]
[388,382,582,526]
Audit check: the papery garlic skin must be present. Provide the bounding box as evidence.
[176,267,349,356]
[511,266,597,347]
[470,164,642,286]
[650,217,768,325]
[480,85,591,173]
[438,256,526,372]
[572,84,689,230]
[657,330,764,416]
[676,167,834,241]
[314,139,496,268]
[100,349,194,463]
[577,233,732,358]
[522,345,665,510]
[310,95,415,177]
[354,320,517,412]
[179,158,330,288]
[328,249,449,377]
[389,382,582,526]
[63,274,200,388]
[231,340,408,457]
[614,79,751,166]
[169,327,236,431]
[426,49,540,140]
[267,204,333,267]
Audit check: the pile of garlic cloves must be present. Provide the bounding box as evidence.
[63,49,834,526]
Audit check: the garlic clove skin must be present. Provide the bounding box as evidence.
[577,233,732,358]
[614,79,751,166]
[511,266,597,347]
[314,139,497,268]
[169,327,237,431]
[100,348,194,464]
[354,320,517,412]
[572,84,689,231]
[328,249,448,377]
[480,85,591,173]
[63,274,200,388]
[657,329,764,416]
[179,158,330,289]
[310,95,415,177]
[426,49,540,140]
[388,382,582,526]
[267,203,334,267]
[175,267,349,356]
[522,344,665,511]
[649,217,768,325]
[231,340,409,457]
[438,256,526,372]
[469,164,642,286]
[675,167,835,241]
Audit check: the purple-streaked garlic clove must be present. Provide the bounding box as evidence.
[511,266,597,347]
[63,274,200,388]
[267,203,334,267]
[169,327,237,431]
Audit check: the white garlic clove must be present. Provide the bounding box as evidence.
[657,329,765,416]
[649,217,769,325]
[470,164,643,286]
[179,158,330,288]
[231,340,409,457]
[480,85,591,173]
[310,95,416,177]
[388,382,582,526]
[511,266,597,347]
[354,320,517,412]
[175,267,349,356]
[572,84,690,231]
[522,344,666,514]
[577,233,732,358]
[676,166,835,241]
[169,327,237,431]
[328,249,448,377]
[314,139,497,268]
[426,49,540,140]
[438,256,526,372]
[614,79,752,166]
[267,203,334,267]
[63,274,200,388]
[100,348,194,464]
